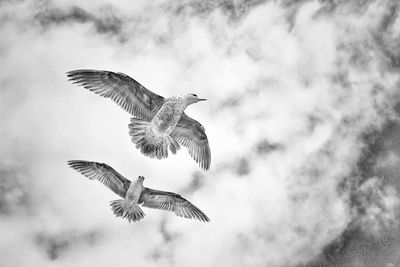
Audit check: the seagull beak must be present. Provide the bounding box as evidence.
[198,98,207,102]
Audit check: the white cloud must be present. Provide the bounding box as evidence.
[1,0,399,266]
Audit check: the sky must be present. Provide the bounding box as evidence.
[1,0,400,266]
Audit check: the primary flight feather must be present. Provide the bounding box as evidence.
[67,69,211,170]
[68,160,210,223]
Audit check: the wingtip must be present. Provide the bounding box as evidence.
[202,216,211,223]
[67,160,91,170]
[200,162,210,171]
[194,214,210,223]
[65,69,96,78]
[65,70,78,77]
[201,212,211,222]
[66,71,78,81]
[67,160,81,170]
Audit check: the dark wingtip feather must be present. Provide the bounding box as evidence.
[66,69,99,79]
[66,70,85,78]
[194,206,210,223]
[181,196,210,223]
[67,160,78,169]
[67,160,93,172]
[67,159,80,168]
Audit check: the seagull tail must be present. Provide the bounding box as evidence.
[128,117,180,159]
[109,200,145,223]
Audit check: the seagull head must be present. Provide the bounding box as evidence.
[138,176,145,182]
[183,93,207,105]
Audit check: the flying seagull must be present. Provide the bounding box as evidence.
[66,69,211,170]
[67,160,210,223]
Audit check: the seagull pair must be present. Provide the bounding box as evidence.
[67,69,211,222]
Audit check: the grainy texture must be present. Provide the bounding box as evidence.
[68,160,209,222]
[68,69,211,170]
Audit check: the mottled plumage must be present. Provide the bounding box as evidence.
[68,160,210,222]
[67,69,211,170]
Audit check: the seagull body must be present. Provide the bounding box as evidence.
[67,70,211,170]
[130,95,203,158]
[68,160,210,222]
[151,96,189,133]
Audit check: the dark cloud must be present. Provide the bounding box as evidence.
[353,116,400,192]
[318,227,400,267]
[320,0,400,73]
[219,95,242,109]
[34,230,101,260]
[169,0,267,21]
[0,165,33,216]
[34,6,123,37]
[372,3,400,71]
[149,219,179,264]
[235,157,250,176]
[313,118,400,266]
[254,139,283,155]
[211,156,252,177]
[280,0,312,30]
[181,171,207,194]
[371,123,400,193]
[316,0,376,15]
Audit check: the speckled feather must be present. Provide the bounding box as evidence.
[67,69,211,170]
[68,160,210,222]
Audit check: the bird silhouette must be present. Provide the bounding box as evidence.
[67,160,210,223]
[67,69,211,170]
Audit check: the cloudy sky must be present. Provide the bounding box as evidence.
[1,0,400,266]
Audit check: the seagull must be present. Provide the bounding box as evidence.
[66,69,211,170]
[67,160,210,223]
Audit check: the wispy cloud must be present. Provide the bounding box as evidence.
[1,0,399,266]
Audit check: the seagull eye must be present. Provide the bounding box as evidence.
[192,94,197,97]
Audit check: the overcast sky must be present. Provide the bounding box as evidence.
[1,0,400,266]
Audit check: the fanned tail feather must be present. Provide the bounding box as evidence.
[128,117,180,159]
[109,199,145,223]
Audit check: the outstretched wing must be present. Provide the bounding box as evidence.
[139,187,210,222]
[67,160,131,198]
[171,113,211,170]
[66,69,165,121]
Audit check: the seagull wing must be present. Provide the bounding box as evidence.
[66,69,165,120]
[139,187,210,222]
[171,113,211,170]
[68,160,131,198]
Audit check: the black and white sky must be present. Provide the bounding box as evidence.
[1,0,400,266]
